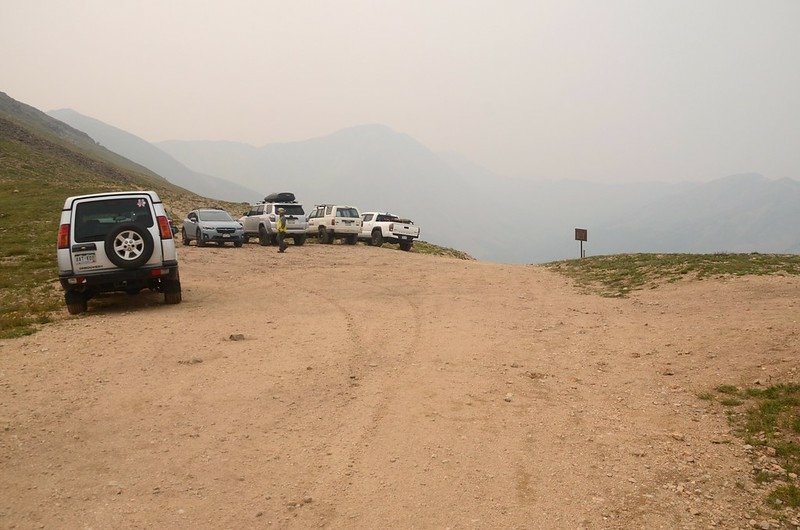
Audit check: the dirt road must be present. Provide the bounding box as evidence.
[1,243,798,528]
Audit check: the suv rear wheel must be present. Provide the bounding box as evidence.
[65,291,88,315]
[293,235,306,246]
[345,234,357,245]
[105,224,154,269]
[66,299,87,315]
[259,226,270,246]
[163,274,182,304]
[164,291,182,304]
[196,228,205,247]
[181,227,190,246]
[318,227,331,244]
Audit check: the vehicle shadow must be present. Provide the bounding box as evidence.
[84,290,175,314]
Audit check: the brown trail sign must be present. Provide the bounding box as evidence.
[575,228,587,258]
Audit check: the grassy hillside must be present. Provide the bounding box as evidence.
[0,93,175,183]
[546,253,800,297]
[0,106,242,338]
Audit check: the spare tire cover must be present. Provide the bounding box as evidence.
[104,223,154,269]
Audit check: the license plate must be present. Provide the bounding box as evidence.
[76,253,96,264]
[288,220,295,224]
[344,221,352,225]
[223,234,230,238]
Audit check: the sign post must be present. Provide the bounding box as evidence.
[574,228,587,258]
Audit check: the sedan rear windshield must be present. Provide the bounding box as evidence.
[74,197,153,243]
[336,208,359,218]
[198,210,233,221]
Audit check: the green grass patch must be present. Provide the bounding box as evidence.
[754,470,776,484]
[767,485,800,508]
[408,240,474,260]
[720,398,743,407]
[545,253,800,297]
[710,382,800,509]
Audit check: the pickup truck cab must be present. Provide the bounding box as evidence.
[359,212,420,251]
[239,201,307,246]
[306,204,362,244]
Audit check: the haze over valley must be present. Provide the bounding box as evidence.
[4,1,798,262]
[46,105,800,263]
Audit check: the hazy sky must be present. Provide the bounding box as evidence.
[2,0,799,182]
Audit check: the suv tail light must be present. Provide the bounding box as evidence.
[157,216,173,239]
[330,219,336,226]
[58,224,70,249]
[269,215,276,222]
[389,223,394,231]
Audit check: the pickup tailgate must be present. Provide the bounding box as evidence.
[391,221,420,238]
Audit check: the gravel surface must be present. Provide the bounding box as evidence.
[1,243,798,528]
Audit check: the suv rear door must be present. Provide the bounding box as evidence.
[278,203,306,231]
[334,207,361,233]
[70,194,163,272]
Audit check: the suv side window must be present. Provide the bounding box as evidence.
[265,204,273,214]
[325,205,333,215]
[248,206,259,216]
[363,214,373,222]
[188,212,198,222]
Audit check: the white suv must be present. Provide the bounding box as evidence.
[57,191,182,314]
[306,204,362,244]
[239,202,308,246]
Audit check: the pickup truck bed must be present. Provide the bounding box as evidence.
[359,212,421,251]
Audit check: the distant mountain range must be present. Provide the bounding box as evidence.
[156,127,800,262]
[36,103,800,263]
[47,109,259,202]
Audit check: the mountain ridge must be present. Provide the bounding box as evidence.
[157,129,800,262]
[1,92,170,184]
[47,108,259,202]
[32,100,799,263]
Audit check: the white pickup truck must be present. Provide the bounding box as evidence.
[359,212,421,251]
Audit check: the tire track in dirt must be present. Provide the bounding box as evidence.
[282,274,428,526]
